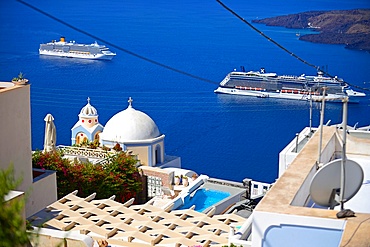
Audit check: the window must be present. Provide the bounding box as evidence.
[147,176,162,198]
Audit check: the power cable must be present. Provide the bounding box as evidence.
[216,0,318,70]
[216,0,370,92]
[16,0,218,85]
[15,0,369,92]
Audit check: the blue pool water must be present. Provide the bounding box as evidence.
[179,189,231,212]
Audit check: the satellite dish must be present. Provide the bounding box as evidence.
[310,159,363,208]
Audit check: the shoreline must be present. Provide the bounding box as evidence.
[252,9,370,52]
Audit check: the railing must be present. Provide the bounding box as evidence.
[57,145,139,166]
[57,145,116,159]
[207,177,271,200]
[251,181,271,199]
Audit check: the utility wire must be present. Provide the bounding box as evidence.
[216,0,318,70]
[15,0,369,92]
[16,0,218,85]
[216,0,370,92]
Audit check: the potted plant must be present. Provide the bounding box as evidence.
[12,72,29,85]
[113,143,122,151]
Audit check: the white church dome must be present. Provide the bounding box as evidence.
[79,97,98,118]
[102,98,160,142]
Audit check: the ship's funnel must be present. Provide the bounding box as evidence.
[60,37,65,42]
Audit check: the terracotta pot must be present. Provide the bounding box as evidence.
[13,79,29,85]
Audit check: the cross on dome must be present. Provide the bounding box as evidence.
[79,97,98,117]
[128,97,133,107]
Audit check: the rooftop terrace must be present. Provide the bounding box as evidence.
[255,125,370,247]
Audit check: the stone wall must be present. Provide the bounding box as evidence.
[139,166,174,189]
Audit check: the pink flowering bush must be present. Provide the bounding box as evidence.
[32,150,142,203]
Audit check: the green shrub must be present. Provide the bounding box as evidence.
[0,165,30,246]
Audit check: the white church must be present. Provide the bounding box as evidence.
[67,96,200,202]
[71,97,168,168]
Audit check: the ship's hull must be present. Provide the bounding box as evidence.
[39,38,116,61]
[39,49,115,60]
[214,86,360,103]
[215,70,365,102]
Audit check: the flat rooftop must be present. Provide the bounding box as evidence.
[255,126,370,246]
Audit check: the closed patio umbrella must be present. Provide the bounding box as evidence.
[43,113,56,152]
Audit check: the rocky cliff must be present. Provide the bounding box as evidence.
[252,9,370,52]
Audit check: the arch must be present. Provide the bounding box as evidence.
[76,135,81,145]
[76,132,88,145]
[94,131,101,141]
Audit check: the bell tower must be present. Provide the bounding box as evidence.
[71,97,104,145]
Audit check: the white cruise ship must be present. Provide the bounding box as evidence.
[215,68,366,102]
[39,37,116,60]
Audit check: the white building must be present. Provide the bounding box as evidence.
[249,125,370,247]
[0,81,57,217]
[70,97,178,168]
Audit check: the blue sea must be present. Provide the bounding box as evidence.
[1,0,369,183]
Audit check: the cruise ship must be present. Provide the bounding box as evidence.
[39,37,116,60]
[214,68,366,102]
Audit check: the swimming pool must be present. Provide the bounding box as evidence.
[179,188,231,212]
